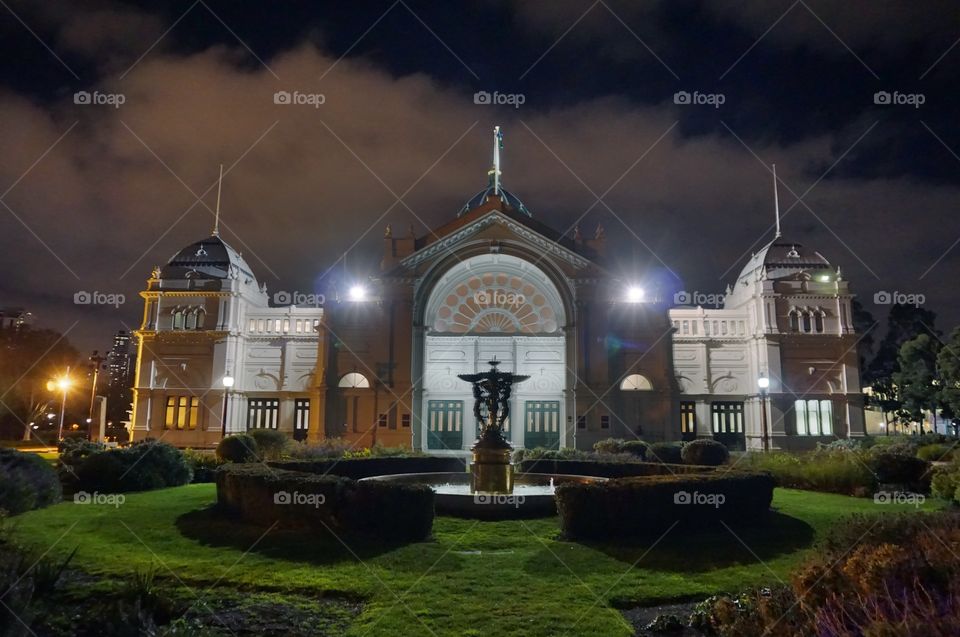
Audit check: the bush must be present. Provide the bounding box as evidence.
[681,439,729,466]
[555,471,774,540]
[270,455,466,479]
[593,438,626,454]
[183,448,222,483]
[73,441,193,494]
[248,429,289,461]
[647,442,684,464]
[740,450,876,496]
[931,464,960,504]
[514,447,604,463]
[917,443,956,462]
[0,448,62,514]
[216,433,260,463]
[868,452,931,491]
[287,438,355,460]
[621,440,649,459]
[216,464,434,541]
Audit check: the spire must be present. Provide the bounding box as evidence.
[488,125,503,195]
[772,163,781,239]
[212,163,223,236]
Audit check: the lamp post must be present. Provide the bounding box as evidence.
[758,376,770,452]
[46,367,72,442]
[221,374,235,439]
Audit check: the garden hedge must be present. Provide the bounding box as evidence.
[268,456,467,479]
[0,447,62,514]
[555,471,775,540]
[518,458,715,478]
[216,464,434,541]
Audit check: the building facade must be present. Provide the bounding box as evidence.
[130,138,865,452]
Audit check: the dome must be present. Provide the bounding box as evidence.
[161,235,256,280]
[737,238,831,282]
[458,182,530,217]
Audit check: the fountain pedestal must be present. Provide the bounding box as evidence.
[471,438,514,493]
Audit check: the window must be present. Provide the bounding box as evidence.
[172,310,184,330]
[164,395,199,429]
[185,311,197,330]
[711,402,744,434]
[377,413,388,428]
[620,374,653,391]
[295,319,303,333]
[680,401,697,436]
[274,319,282,333]
[338,372,370,388]
[248,318,256,332]
[401,413,411,428]
[600,415,610,429]
[247,398,279,429]
[576,415,586,429]
[283,319,290,333]
[814,312,824,333]
[795,399,833,435]
[789,310,799,332]
[802,312,812,333]
[294,398,310,441]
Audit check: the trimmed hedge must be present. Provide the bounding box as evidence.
[216,464,434,541]
[518,458,715,478]
[68,440,193,494]
[681,439,730,466]
[867,452,931,491]
[0,448,62,514]
[269,456,467,479]
[556,471,775,540]
[248,429,289,461]
[647,442,684,464]
[216,433,259,463]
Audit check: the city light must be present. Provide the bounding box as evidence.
[625,286,645,303]
[757,376,770,390]
[348,284,368,302]
[222,375,235,388]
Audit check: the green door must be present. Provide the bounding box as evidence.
[524,400,561,449]
[427,400,463,450]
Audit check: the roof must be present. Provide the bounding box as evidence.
[161,235,256,280]
[737,237,832,282]
[458,178,530,217]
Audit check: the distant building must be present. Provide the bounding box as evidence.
[0,307,31,330]
[106,330,136,423]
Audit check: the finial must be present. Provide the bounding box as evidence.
[595,223,605,240]
[213,163,223,236]
[574,225,582,241]
[489,125,503,195]
[772,163,781,239]
[384,224,392,238]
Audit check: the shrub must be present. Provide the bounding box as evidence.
[73,441,193,493]
[868,452,931,491]
[216,433,260,463]
[269,455,466,479]
[681,439,729,466]
[517,457,714,478]
[216,464,434,541]
[248,429,289,461]
[647,442,683,464]
[0,448,62,515]
[287,438,355,460]
[931,464,960,504]
[917,443,956,462]
[740,450,876,496]
[183,448,222,483]
[555,471,774,540]
[621,440,649,459]
[593,438,626,454]
[818,438,863,452]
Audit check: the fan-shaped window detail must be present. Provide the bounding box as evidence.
[338,372,370,388]
[620,374,653,391]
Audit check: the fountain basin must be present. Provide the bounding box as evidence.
[359,472,607,519]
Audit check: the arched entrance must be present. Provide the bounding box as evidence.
[419,253,568,452]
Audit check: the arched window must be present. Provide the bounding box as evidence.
[185,310,197,330]
[172,309,184,330]
[788,310,799,332]
[195,308,206,329]
[620,374,653,391]
[338,372,370,388]
[814,311,824,333]
[801,312,812,333]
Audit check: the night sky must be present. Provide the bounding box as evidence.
[2,0,959,352]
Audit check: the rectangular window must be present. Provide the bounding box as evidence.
[248,318,256,332]
[294,398,310,441]
[247,398,280,429]
[283,319,290,333]
[600,415,610,429]
[576,415,586,429]
[680,401,697,435]
[274,319,282,333]
[177,396,188,429]
[794,399,833,435]
[295,319,303,333]
[401,413,411,428]
[711,402,744,434]
[165,395,199,429]
[164,396,176,429]
[378,413,388,428]
[188,397,199,429]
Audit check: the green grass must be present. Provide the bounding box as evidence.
[9,486,941,636]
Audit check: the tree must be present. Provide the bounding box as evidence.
[893,334,940,433]
[936,326,960,437]
[851,298,877,373]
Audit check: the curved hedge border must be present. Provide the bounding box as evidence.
[216,464,435,541]
[519,458,716,478]
[556,471,775,540]
[268,456,467,479]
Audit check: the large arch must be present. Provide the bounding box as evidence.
[416,253,571,453]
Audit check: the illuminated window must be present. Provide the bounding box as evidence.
[283,319,290,333]
[172,310,184,330]
[164,396,176,428]
[247,398,280,429]
[711,402,744,434]
[248,318,256,332]
[165,395,199,429]
[620,374,653,391]
[680,401,697,436]
[794,399,833,435]
[294,398,310,441]
[338,372,370,388]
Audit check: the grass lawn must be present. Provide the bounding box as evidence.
[9,485,940,636]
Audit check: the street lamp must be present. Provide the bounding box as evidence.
[758,376,770,452]
[46,367,72,441]
[221,374,235,438]
[625,286,645,303]
[348,284,367,302]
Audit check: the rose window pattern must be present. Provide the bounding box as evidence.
[432,272,559,334]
